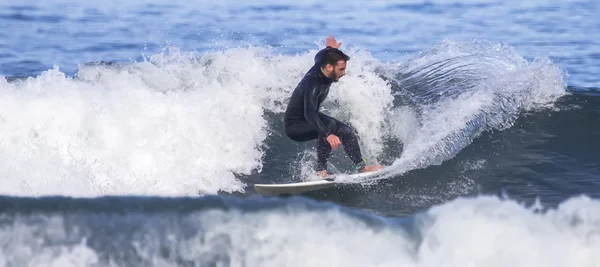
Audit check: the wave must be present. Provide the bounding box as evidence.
[350,40,568,183]
[0,194,598,266]
[0,40,568,196]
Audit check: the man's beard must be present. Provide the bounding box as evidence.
[328,72,339,82]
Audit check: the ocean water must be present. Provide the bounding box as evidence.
[1,0,600,266]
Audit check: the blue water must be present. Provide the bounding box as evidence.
[1,0,600,266]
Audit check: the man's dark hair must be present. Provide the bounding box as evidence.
[320,48,350,68]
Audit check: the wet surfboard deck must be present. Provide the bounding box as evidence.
[253,168,389,196]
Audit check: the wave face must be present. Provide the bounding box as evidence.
[0,194,599,266]
[335,40,567,183]
[0,40,567,196]
[0,46,393,196]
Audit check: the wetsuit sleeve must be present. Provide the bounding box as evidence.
[303,82,330,139]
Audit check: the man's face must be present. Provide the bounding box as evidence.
[328,60,347,82]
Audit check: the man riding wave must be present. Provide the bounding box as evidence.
[283,36,384,178]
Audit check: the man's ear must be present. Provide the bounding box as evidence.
[326,64,333,72]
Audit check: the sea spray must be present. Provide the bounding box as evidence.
[0,46,394,196]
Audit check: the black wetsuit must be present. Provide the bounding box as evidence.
[284,47,365,172]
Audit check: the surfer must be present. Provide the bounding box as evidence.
[283,36,383,178]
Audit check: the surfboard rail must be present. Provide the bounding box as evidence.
[254,178,338,196]
[253,166,391,196]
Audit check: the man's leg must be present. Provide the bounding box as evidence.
[316,136,332,172]
[285,119,331,173]
[337,122,367,171]
[284,121,319,142]
[285,116,381,175]
[319,114,383,173]
[318,114,365,171]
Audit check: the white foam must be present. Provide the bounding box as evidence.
[354,40,568,184]
[416,195,600,267]
[326,49,395,160]
[1,195,600,266]
[0,40,569,195]
[0,216,100,267]
[0,45,393,196]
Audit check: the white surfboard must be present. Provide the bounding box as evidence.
[253,167,390,196]
[254,177,338,196]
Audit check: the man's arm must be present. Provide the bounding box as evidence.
[303,82,330,139]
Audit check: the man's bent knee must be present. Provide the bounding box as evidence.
[339,124,358,139]
[285,126,318,142]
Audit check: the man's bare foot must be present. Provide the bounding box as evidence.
[359,164,384,173]
[316,170,328,178]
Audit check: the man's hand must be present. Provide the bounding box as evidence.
[326,36,342,49]
[326,134,341,150]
